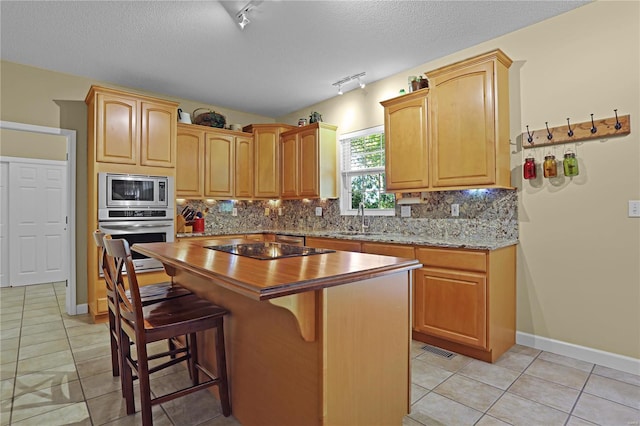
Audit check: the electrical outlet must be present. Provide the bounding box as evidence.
[264,208,270,216]
[278,207,283,216]
[315,207,323,216]
[451,204,460,217]
[401,206,411,218]
[629,200,640,217]
[232,207,238,217]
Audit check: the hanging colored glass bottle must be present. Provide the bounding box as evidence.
[563,150,579,177]
[523,155,537,180]
[543,154,557,178]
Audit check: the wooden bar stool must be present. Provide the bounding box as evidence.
[93,230,192,378]
[103,237,231,426]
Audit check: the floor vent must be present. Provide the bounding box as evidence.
[422,344,456,359]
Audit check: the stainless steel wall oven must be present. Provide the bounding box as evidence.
[98,173,174,273]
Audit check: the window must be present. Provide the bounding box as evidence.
[340,125,395,216]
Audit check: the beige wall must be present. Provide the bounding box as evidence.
[0,129,67,160]
[279,1,640,359]
[0,61,273,306]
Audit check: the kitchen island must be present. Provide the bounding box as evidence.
[133,239,422,426]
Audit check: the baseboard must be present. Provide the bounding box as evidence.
[75,303,88,315]
[516,331,640,376]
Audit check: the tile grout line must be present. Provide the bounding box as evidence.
[54,282,96,426]
[7,285,26,426]
[469,350,542,425]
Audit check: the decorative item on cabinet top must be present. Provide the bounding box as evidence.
[177,108,192,124]
[523,110,630,149]
[309,111,323,123]
[192,108,226,128]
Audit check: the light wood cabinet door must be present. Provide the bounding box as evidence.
[382,92,429,191]
[235,136,254,198]
[280,123,337,199]
[280,132,298,198]
[429,61,495,187]
[427,49,512,188]
[176,125,204,197]
[204,133,234,197]
[414,267,487,349]
[140,101,176,168]
[95,92,137,165]
[254,128,280,198]
[298,127,319,197]
[248,124,293,198]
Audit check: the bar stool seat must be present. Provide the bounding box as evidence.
[128,281,191,307]
[104,236,231,426]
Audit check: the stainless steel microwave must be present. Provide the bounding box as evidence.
[98,172,173,210]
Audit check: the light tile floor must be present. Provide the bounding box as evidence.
[1,283,639,425]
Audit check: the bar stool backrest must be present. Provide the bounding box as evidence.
[103,238,144,335]
[92,231,119,306]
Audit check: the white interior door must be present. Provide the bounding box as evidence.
[9,161,68,286]
[0,163,9,287]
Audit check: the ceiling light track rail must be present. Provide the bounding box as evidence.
[332,72,366,95]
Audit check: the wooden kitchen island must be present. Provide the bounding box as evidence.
[133,239,421,426]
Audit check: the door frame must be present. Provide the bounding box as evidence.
[0,121,77,315]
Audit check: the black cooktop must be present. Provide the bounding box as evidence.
[205,242,335,260]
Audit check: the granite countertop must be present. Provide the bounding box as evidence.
[176,229,518,251]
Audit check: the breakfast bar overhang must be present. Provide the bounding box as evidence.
[132,239,422,426]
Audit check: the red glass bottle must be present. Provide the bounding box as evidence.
[523,155,536,180]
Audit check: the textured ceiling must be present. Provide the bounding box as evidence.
[1,1,588,117]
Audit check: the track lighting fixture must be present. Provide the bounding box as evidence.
[235,1,261,30]
[332,72,366,95]
[237,11,250,29]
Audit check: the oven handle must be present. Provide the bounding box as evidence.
[100,223,173,230]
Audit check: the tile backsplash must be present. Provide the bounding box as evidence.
[179,188,518,241]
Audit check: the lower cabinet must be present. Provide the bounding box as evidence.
[414,266,487,348]
[176,234,266,242]
[413,245,516,363]
[174,232,516,362]
[361,242,414,258]
[305,237,362,252]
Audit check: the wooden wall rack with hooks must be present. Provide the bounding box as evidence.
[522,113,630,149]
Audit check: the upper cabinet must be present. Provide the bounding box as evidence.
[280,123,338,199]
[381,49,513,192]
[86,86,177,168]
[176,124,253,199]
[234,135,254,198]
[427,49,512,188]
[381,91,430,191]
[243,124,294,199]
[176,125,205,197]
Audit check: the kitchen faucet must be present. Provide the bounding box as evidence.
[358,202,369,233]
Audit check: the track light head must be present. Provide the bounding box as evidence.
[237,11,250,29]
[332,72,366,95]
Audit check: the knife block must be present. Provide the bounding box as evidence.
[176,215,186,233]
